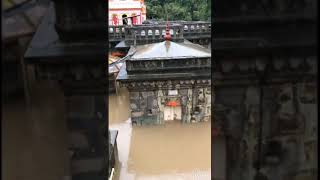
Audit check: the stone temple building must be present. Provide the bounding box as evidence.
[117,24,211,125]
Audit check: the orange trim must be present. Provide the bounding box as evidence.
[166,101,180,107]
[109,8,143,11]
[111,51,125,57]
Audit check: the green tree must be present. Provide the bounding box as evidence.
[145,0,210,21]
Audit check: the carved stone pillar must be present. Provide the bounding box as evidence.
[157,90,164,124]
[186,88,193,123]
[152,28,155,40]
[204,87,211,119]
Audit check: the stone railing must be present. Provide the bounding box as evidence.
[182,22,211,39]
[108,25,126,41]
[108,22,212,43]
[124,24,184,45]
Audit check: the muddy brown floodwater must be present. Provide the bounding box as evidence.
[109,88,211,180]
[2,81,70,180]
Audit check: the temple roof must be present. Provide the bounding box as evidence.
[130,40,211,60]
[116,63,210,81]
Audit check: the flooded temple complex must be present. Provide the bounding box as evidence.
[116,23,211,125]
[19,0,211,179]
[4,0,317,180]
[108,1,212,179]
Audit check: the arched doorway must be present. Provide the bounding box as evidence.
[122,14,128,25]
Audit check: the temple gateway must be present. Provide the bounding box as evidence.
[117,25,211,125]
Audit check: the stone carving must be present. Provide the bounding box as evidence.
[145,61,157,69]
[122,79,211,91]
[130,103,138,110]
[152,99,158,108]
[274,84,305,135]
[198,88,205,103]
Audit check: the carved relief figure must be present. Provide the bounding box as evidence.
[274,84,305,135]
[198,88,205,103]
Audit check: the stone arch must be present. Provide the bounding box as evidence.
[169,29,174,35]
[162,29,166,35]
[184,25,188,31]
[141,30,146,36]
[155,29,160,35]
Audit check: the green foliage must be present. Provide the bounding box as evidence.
[145,0,210,21]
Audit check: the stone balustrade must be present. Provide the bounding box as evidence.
[124,24,184,44]
[182,22,211,38]
[108,25,126,41]
[108,22,211,43]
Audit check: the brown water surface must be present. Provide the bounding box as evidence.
[2,81,70,180]
[109,88,211,180]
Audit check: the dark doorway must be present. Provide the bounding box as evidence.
[122,14,128,25]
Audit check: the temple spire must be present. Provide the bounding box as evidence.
[164,15,171,41]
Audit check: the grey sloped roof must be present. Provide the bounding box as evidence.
[130,40,211,60]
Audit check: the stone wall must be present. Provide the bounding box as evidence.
[129,86,211,125]
[214,82,317,180]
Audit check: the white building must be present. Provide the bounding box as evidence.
[109,0,147,26]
